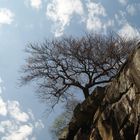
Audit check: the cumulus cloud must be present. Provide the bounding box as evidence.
[0,8,14,25]
[118,23,140,39]
[86,0,111,33]
[86,1,106,17]
[2,125,33,140]
[30,0,42,10]
[0,97,7,116]
[25,0,42,10]
[46,0,84,37]
[0,78,44,140]
[86,16,102,31]
[115,10,127,26]
[0,120,12,133]
[46,0,116,36]
[0,119,44,140]
[7,101,29,122]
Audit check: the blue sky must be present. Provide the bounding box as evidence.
[0,0,140,140]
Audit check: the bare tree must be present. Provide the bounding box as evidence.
[20,33,137,106]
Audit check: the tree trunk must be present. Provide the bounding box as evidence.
[83,88,89,99]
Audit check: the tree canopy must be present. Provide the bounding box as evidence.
[21,33,137,107]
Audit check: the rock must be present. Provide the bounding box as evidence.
[59,86,106,140]
[58,127,69,140]
[59,46,140,140]
[90,46,140,140]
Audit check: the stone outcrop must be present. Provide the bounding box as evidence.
[59,86,106,140]
[59,45,140,140]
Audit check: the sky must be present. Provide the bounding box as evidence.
[0,0,140,140]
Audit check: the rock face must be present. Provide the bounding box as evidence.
[90,46,140,140]
[59,46,140,140]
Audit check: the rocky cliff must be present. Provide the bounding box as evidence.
[59,45,140,140]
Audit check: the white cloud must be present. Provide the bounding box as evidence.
[0,97,7,116]
[46,0,84,37]
[24,0,42,10]
[2,125,33,140]
[0,118,43,140]
[127,4,136,16]
[0,8,14,25]
[0,77,44,140]
[118,0,128,5]
[35,120,44,129]
[0,120,13,133]
[115,10,127,26]
[30,0,42,10]
[7,101,29,122]
[86,1,106,17]
[118,23,140,39]
[87,17,102,31]
[86,1,107,32]
[1,120,12,129]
